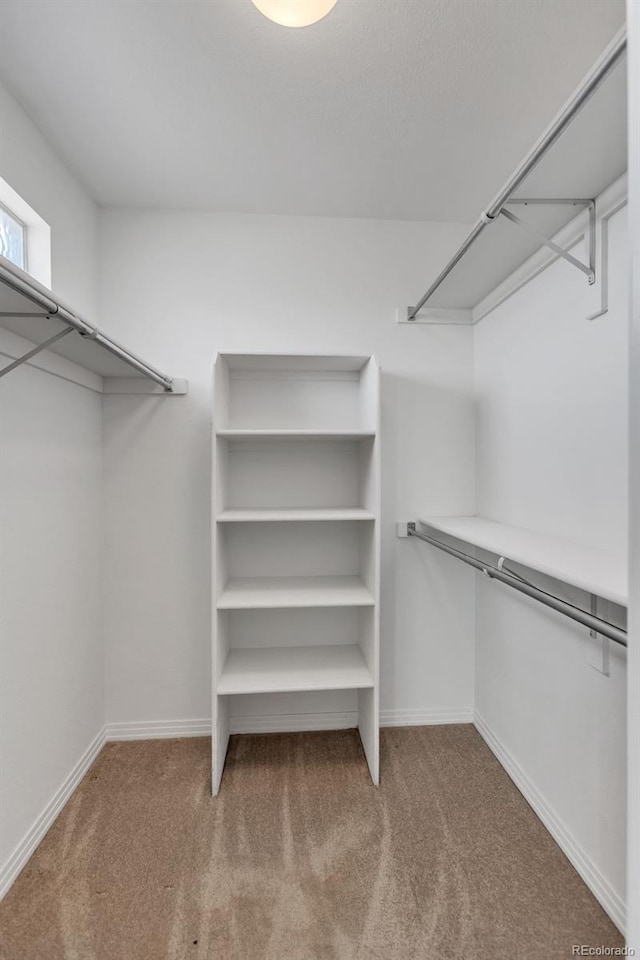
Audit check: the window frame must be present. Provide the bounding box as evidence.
[0,175,51,288]
[0,198,28,272]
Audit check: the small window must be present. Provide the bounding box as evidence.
[0,201,26,271]
[0,176,50,287]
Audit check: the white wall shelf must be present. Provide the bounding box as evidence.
[0,255,186,394]
[401,31,627,321]
[217,645,374,696]
[418,515,627,606]
[212,353,380,794]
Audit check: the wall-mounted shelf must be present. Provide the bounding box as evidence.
[401,29,627,324]
[418,515,627,606]
[0,255,186,393]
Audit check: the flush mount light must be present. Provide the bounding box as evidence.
[251,0,338,28]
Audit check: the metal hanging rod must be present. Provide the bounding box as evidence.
[407,27,627,321]
[0,258,176,391]
[407,523,627,647]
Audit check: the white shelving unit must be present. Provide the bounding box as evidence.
[418,515,627,606]
[212,353,381,794]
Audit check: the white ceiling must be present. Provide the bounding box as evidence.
[0,0,625,222]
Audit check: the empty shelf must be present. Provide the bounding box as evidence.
[216,508,375,522]
[418,515,627,606]
[217,575,375,609]
[217,644,374,695]
[216,429,375,440]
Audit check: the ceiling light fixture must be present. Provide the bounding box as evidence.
[251,0,338,28]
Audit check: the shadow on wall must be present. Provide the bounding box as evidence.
[379,371,476,713]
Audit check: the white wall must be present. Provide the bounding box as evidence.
[98,211,477,729]
[626,1,640,948]
[474,205,629,926]
[0,79,98,317]
[0,78,102,888]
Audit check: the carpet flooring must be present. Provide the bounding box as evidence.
[0,726,623,960]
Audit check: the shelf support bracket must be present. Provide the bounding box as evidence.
[500,199,596,285]
[0,324,75,380]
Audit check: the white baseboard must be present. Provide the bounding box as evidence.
[105,708,474,740]
[105,719,211,740]
[474,710,626,933]
[0,726,106,901]
[105,716,357,739]
[380,707,473,726]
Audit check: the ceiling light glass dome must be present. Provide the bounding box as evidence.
[251,0,338,28]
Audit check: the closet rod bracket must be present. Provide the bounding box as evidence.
[590,593,598,640]
[588,593,611,675]
[501,198,596,285]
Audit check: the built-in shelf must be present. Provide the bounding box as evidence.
[217,508,375,523]
[218,575,376,610]
[217,644,374,695]
[216,429,375,440]
[418,515,627,606]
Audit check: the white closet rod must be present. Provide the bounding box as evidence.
[0,258,175,391]
[407,524,627,647]
[407,26,627,321]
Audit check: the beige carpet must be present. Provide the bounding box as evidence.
[0,726,623,960]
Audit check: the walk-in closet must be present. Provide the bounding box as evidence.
[0,1,639,958]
